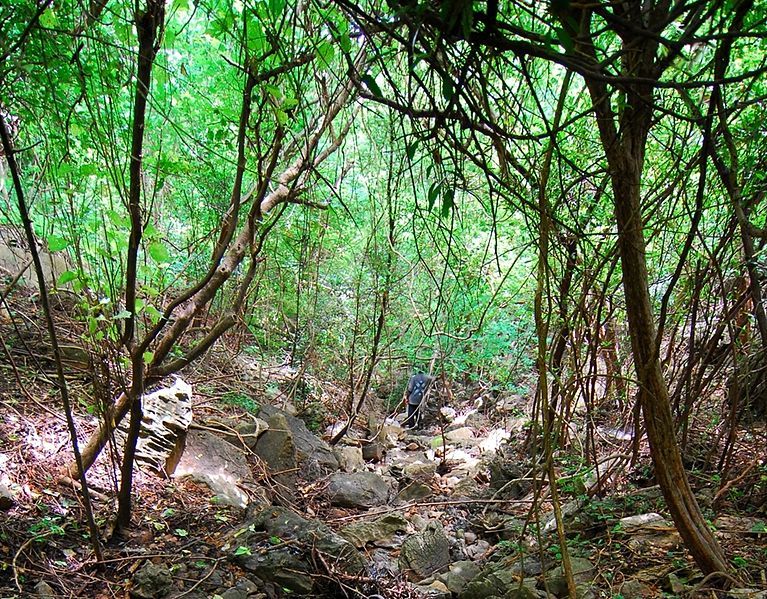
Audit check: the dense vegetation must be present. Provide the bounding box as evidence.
[2,0,767,591]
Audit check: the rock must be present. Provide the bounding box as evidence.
[399,521,451,581]
[418,579,451,598]
[210,417,268,451]
[326,472,390,508]
[460,562,537,599]
[340,512,408,548]
[34,581,55,597]
[258,405,339,475]
[219,588,248,599]
[452,476,483,499]
[253,413,299,489]
[444,427,476,444]
[403,461,437,481]
[336,446,365,472]
[479,428,511,452]
[464,539,491,560]
[130,562,173,598]
[230,506,365,596]
[118,378,193,475]
[618,513,665,532]
[396,481,433,503]
[544,557,595,597]
[440,560,481,594]
[618,579,657,598]
[362,442,384,462]
[174,429,260,508]
[0,483,15,510]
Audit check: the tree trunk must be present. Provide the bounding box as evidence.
[611,161,731,577]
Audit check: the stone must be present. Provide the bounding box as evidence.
[618,513,665,532]
[618,579,657,598]
[130,562,173,598]
[258,405,339,475]
[34,581,55,597]
[362,442,384,462]
[219,588,248,599]
[326,472,390,508]
[460,563,534,599]
[340,512,408,548]
[396,482,432,503]
[253,413,299,489]
[212,417,268,451]
[118,378,193,475]
[0,483,15,510]
[174,429,258,508]
[399,521,451,581]
[403,461,437,481]
[230,506,365,596]
[418,580,451,598]
[441,560,481,594]
[544,557,595,597]
[336,446,365,472]
[445,426,474,443]
[464,539,491,560]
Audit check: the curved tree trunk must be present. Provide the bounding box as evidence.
[562,1,733,580]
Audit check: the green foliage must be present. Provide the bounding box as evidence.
[221,392,259,414]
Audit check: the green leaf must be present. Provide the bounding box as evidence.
[113,310,132,320]
[174,528,188,537]
[148,242,171,263]
[441,188,455,218]
[47,235,69,252]
[143,351,155,365]
[269,0,286,17]
[57,270,78,285]
[361,74,383,98]
[38,8,58,28]
[317,40,335,69]
[145,305,162,324]
[406,141,419,161]
[427,182,441,211]
[441,75,454,102]
[233,546,252,556]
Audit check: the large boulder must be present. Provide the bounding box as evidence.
[228,506,365,596]
[326,472,391,508]
[253,413,299,489]
[258,405,339,476]
[398,521,451,581]
[174,430,264,508]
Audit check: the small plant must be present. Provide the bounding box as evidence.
[29,516,65,542]
[221,391,259,414]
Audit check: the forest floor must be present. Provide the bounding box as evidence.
[0,294,766,598]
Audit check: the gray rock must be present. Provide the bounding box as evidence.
[117,378,193,475]
[0,483,15,511]
[396,482,433,503]
[230,506,365,596]
[253,413,299,489]
[174,429,258,508]
[444,427,475,443]
[362,442,384,462]
[460,563,538,599]
[441,560,481,594]
[219,588,248,599]
[399,521,451,581]
[327,472,390,508]
[130,562,173,598]
[336,446,365,472]
[259,405,339,475]
[403,461,437,481]
[618,579,657,598]
[544,557,595,597]
[34,581,55,597]
[418,579,451,598]
[340,512,408,548]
